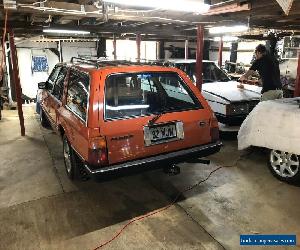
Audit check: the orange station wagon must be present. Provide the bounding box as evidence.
[38,58,222,180]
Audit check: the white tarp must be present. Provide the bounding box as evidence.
[238,97,300,155]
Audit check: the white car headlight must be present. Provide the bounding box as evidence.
[226,103,249,115]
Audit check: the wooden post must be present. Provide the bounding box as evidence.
[58,40,63,62]
[218,36,223,67]
[9,30,25,136]
[97,37,106,58]
[113,35,117,60]
[136,33,141,62]
[157,41,165,60]
[1,39,6,88]
[230,42,238,63]
[196,25,204,91]
[294,51,300,97]
[185,39,189,60]
[4,41,12,102]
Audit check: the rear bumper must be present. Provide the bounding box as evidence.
[84,141,222,175]
[216,113,246,126]
[218,122,240,132]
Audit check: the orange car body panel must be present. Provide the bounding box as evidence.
[95,66,214,164]
[41,63,219,169]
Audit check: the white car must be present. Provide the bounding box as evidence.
[166,59,262,131]
[238,98,300,184]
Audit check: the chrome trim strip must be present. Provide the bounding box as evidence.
[65,105,86,124]
[71,144,86,162]
[41,105,55,126]
[84,141,222,174]
[202,90,231,102]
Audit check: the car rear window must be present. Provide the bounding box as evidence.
[104,72,202,120]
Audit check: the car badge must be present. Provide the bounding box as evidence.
[199,121,206,127]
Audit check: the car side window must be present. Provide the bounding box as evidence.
[66,70,89,122]
[52,67,67,101]
[47,66,62,91]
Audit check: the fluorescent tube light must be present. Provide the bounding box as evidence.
[214,36,239,42]
[43,29,90,35]
[103,0,210,13]
[209,25,248,34]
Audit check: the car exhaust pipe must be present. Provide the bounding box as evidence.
[185,158,211,164]
[197,159,211,165]
[80,165,90,181]
[163,164,181,176]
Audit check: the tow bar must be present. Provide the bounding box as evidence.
[164,165,181,176]
[163,159,211,176]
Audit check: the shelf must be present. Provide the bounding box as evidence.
[281,57,299,60]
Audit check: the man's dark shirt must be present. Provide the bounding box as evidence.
[250,54,282,93]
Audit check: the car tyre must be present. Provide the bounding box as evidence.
[268,149,300,184]
[63,135,89,181]
[40,108,50,128]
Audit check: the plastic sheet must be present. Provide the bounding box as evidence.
[238,97,300,155]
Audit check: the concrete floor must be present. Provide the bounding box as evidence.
[0,106,300,250]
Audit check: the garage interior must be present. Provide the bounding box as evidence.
[1,0,300,249]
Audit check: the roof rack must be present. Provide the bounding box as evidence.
[70,57,157,68]
[70,57,100,67]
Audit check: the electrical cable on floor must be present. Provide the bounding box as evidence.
[91,153,250,250]
[91,165,228,250]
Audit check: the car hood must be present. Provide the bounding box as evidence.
[202,81,262,102]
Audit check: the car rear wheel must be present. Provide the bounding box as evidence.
[63,135,89,181]
[268,149,300,184]
[40,109,50,128]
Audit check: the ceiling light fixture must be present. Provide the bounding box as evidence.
[103,0,210,13]
[43,29,90,35]
[213,36,239,42]
[209,25,248,34]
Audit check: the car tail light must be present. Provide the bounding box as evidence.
[210,113,219,142]
[210,127,219,142]
[88,136,108,167]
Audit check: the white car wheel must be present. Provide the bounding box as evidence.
[269,150,300,184]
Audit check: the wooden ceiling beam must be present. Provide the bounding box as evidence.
[10,1,104,19]
[2,0,300,36]
[203,1,250,16]
[0,21,198,37]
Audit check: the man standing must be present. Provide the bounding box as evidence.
[239,44,283,101]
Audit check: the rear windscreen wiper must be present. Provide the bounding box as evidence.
[148,112,163,126]
[147,77,169,126]
[148,107,176,126]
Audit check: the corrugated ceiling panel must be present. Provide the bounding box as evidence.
[276,0,294,15]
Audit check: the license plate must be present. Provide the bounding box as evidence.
[149,124,177,142]
[144,122,184,146]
